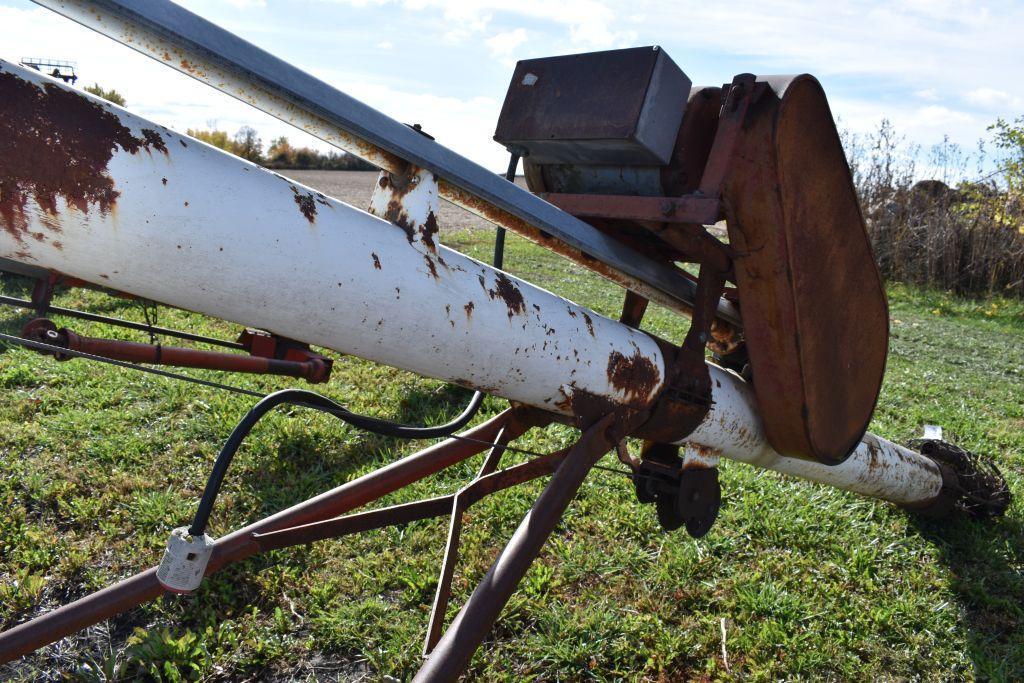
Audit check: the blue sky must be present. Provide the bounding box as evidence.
[2,0,1023,173]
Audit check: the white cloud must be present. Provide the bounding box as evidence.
[0,3,512,169]
[312,66,507,166]
[0,4,341,157]
[631,0,1024,154]
[965,87,1023,110]
[486,28,528,61]
[327,0,637,49]
[376,39,394,49]
[223,0,266,7]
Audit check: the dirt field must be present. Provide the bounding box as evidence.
[283,170,528,234]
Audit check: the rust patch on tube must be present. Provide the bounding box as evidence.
[464,301,474,319]
[371,252,382,270]
[291,186,317,223]
[581,311,595,337]
[423,254,440,279]
[385,198,416,243]
[487,272,526,319]
[606,348,661,403]
[140,129,168,155]
[556,382,623,426]
[421,210,439,250]
[0,68,167,243]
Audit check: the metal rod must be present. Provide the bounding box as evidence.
[28,0,742,327]
[424,435,563,655]
[424,497,465,656]
[492,153,520,270]
[252,496,455,551]
[413,415,617,681]
[47,326,330,382]
[0,409,530,663]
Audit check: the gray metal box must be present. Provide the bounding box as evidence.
[493,46,691,166]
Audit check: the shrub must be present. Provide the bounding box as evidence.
[844,120,1024,297]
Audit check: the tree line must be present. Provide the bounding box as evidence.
[81,85,374,171]
[186,126,376,171]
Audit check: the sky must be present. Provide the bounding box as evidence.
[1,0,1023,174]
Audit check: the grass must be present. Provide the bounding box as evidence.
[0,229,1021,681]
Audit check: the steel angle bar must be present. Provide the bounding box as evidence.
[251,446,569,552]
[29,0,741,327]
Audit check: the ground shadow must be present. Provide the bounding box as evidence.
[910,511,1024,679]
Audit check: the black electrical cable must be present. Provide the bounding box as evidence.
[492,152,520,269]
[187,388,484,536]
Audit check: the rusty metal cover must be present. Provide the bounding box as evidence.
[724,75,889,465]
[494,46,691,166]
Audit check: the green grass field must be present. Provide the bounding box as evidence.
[1,229,1021,681]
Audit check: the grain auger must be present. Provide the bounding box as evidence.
[0,1,1010,677]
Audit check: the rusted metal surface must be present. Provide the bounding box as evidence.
[494,47,690,165]
[698,74,763,195]
[723,74,889,465]
[541,192,721,225]
[661,86,722,197]
[0,64,165,244]
[368,165,441,249]
[22,319,332,382]
[618,290,649,329]
[251,496,455,551]
[606,346,662,404]
[0,409,531,663]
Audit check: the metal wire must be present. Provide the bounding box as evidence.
[0,293,246,349]
[0,330,265,397]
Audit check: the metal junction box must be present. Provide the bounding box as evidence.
[494,46,691,166]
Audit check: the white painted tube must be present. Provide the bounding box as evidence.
[0,60,664,415]
[679,364,944,505]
